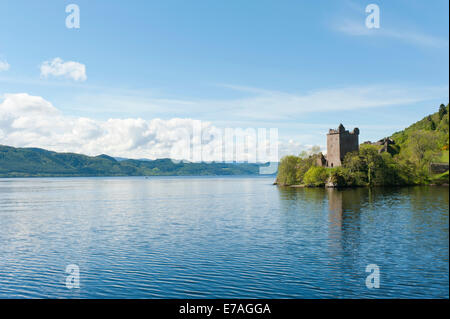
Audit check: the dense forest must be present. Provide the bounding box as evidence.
[0,146,261,177]
[277,104,449,187]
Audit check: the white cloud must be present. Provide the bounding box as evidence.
[279,139,325,158]
[40,58,87,82]
[219,84,447,118]
[0,93,285,162]
[0,60,10,72]
[66,84,449,124]
[335,19,449,48]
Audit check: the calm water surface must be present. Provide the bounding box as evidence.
[0,176,448,298]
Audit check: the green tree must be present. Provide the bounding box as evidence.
[277,155,300,185]
[295,156,315,183]
[303,166,328,186]
[343,151,368,185]
[327,167,349,187]
[405,130,439,165]
[360,146,383,186]
[342,145,405,186]
[430,120,436,130]
[439,104,447,120]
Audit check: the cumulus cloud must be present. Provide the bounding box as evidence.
[0,59,10,72]
[40,58,87,81]
[0,93,282,162]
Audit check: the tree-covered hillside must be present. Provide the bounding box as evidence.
[389,103,449,183]
[276,103,449,187]
[0,145,261,177]
[391,103,449,154]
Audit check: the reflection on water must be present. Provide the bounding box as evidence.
[0,177,448,298]
[277,186,449,298]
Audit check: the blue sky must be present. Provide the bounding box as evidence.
[0,0,448,159]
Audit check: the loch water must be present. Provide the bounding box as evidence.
[0,176,448,298]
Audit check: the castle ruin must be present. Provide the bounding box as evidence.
[325,124,359,167]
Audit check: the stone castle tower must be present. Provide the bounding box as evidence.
[326,124,359,167]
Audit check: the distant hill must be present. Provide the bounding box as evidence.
[0,145,263,177]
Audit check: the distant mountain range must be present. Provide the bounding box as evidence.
[0,145,267,177]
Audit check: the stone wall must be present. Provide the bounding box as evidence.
[339,131,359,162]
[327,132,341,167]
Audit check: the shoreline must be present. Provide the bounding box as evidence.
[273,182,449,188]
